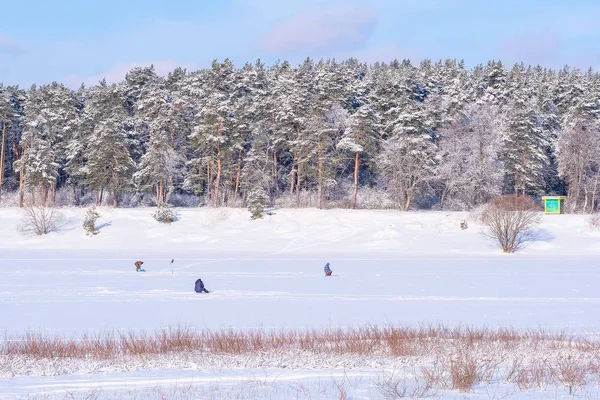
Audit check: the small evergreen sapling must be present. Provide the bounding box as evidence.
[247,187,267,220]
[152,205,176,224]
[83,207,101,236]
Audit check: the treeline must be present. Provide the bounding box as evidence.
[0,58,599,211]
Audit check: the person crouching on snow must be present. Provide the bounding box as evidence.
[195,278,210,293]
[324,262,332,276]
[135,260,144,272]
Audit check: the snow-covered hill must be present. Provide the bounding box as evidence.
[1,207,598,256]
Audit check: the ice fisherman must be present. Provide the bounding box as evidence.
[195,278,210,293]
[324,262,332,276]
[134,260,144,272]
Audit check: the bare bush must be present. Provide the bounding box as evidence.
[548,354,586,395]
[18,204,65,235]
[376,371,437,399]
[450,351,479,392]
[481,195,542,253]
[4,324,600,397]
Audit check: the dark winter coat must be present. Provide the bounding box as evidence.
[195,279,209,293]
[324,263,332,276]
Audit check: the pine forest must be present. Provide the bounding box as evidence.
[0,58,598,212]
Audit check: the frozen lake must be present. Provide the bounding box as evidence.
[2,251,599,335]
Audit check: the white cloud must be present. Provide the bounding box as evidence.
[256,2,378,54]
[0,35,23,54]
[63,60,198,88]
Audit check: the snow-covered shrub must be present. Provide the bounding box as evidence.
[275,190,321,208]
[356,187,395,209]
[19,205,65,236]
[481,195,542,253]
[247,187,267,220]
[0,190,19,207]
[588,213,600,230]
[168,192,203,208]
[53,187,77,207]
[468,204,487,223]
[201,208,232,229]
[152,206,176,224]
[437,197,470,211]
[83,206,101,235]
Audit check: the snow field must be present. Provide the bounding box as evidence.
[2,208,600,398]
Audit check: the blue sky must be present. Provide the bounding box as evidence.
[1,0,599,88]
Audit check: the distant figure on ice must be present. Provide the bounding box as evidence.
[195,278,210,293]
[324,262,332,276]
[134,260,144,272]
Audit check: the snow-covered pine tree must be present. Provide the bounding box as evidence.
[187,59,236,207]
[378,61,439,210]
[503,67,549,196]
[0,86,12,202]
[437,59,470,120]
[482,60,508,105]
[3,86,25,205]
[336,102,379,208]
[282,58,315,206]
[124,66,159,162]
[241,123,271,217]
[309,59,348,209]
[554,66,585,119]
[15,83,77,206]
[133,77,185,206]
[65,84,90,206]
[83,206,100,235]
[533,67,563,195]
[268,61,297,196]
[83,81,135,206]
[247,186,267,219]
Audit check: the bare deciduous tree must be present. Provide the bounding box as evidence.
[557,117,600,213]
[481,195,542,253]
[19,204,65,236]
[437,103,506,209]
[378,135,437,211]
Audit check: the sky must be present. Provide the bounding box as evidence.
[0,0,599,88]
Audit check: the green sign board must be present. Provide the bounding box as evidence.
[545,199,559,213]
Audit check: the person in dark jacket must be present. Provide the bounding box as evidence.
[135,260,144,272]
[324,262,332,276]
[195,278,210,293]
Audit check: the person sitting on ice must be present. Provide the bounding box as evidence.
[134,260,144,272]
[195,278,210,293]
[324,262,332,276]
